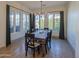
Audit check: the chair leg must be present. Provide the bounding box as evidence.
[49,40,51,48]
[42,45,45,57]
[45,45,47,54]
[37,46,40,54]
[33,48,35,57]
[48,40,51,49]
[25,46,28,56]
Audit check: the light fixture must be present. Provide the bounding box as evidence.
[40,1,46,14]
[40,1,43,14]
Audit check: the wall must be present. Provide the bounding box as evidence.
[0,2,6,48]
[32,5,67,38]
[67,1,79,57]
[7,1,31,40]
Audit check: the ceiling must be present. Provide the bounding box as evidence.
[18,1,68,9]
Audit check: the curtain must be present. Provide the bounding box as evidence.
[33,13,35,30]
[59,11,64,39]
[29,13,35,32]
[6,5,11,47]
[29,13,32,32]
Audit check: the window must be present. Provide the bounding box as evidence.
[39,15,44,29]
[22,13,30,32]
[54,13,60,32]
[10,11,14,33]
[48,12,60,33]
[23,13,27,31]
[26,14,30,31]
[15,11,20,32]
[10,7,30,33]
[35,15,39,29]
[35,14,44,29]
[48,13,53,30]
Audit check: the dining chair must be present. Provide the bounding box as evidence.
[38,32,49,56]
[44,28,49,30]
[27,30,31,33]
[25,33,40,57]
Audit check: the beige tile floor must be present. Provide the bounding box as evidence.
[0,37,75,58]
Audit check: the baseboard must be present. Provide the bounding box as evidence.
[11,36,25,42]
[0,44,6,49]
[52,36,59,39]
[66,39,75,53]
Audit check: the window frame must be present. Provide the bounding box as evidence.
[35,14,45,29]
[48,12,60,33]
[22,12,27,32]
[15,9,21,32]
[10,7,15,33]
[35,14,40,29]
[39,14,45,29]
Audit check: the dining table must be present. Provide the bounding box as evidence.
[31,29,50,40]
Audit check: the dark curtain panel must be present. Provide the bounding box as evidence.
[29,13,35,32]
[29,13,32,32]
[32,14,35,30]
[59,11,64,39]
[6,5,11,47]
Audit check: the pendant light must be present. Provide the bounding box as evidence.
[40,1,43,14]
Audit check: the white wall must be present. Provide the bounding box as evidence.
[32,5,67,38]
[0,2,6,48]
[67,1,79,57]
[7,1,31,40]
